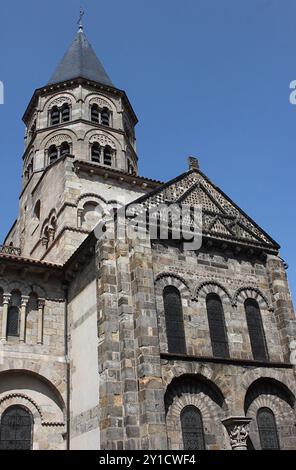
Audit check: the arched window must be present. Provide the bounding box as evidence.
[50,106,60,126]
[163,286,186,354]
[103,145,112,166]
[91,143,101,163]
[101,107,110,126]
[244,299,268,361]
[48,145,58,164]
[0,406,33,450]
[206,293,229,358]
[60,141,70,157]
[7,290,21,337]
[91,104,100,123]
[61,103,70,122]
[34,200,41,220]
[181,406,205,450]
[257,408,280,450]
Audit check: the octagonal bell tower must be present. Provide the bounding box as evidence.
[5,25,159,263]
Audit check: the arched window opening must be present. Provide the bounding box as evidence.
[206,293,229,358]
[0,406,33,450]
[61,104,70,122]
[163,286,186,354]
[91,104,100,123]
[48,145,58,164]
[101,107,110,126]
[60,141,70,157]
[7,290,21,337]
[181,406,205,450]
[257,408,280,450]
[27,159,33,178]
[50,106,60,126]
[244,299,268,362]
[34,200,41,220]
[127,159,135,175]
[29,119,36,138]
[91,143,101,163]
[104,145,112,166]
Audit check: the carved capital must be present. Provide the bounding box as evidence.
[222,416,252,450]
[3,294,11,305]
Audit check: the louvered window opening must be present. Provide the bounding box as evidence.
[6,306,20,337]
[0,406,32,450]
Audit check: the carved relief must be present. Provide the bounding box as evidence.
[45,134,72,148]
[89,134,116,149]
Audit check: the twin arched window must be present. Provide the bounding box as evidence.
[48,141,70,164]
[91,143,113,166]
[181,406,205,450]
[0,406,33,450]
[50,104,70,126]
[257,407,280,449]
[244,299,268,362]
[206,293,229,359]
[163,286,186,354]
[91,104,110,126]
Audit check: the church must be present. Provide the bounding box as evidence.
[0,23,295,450]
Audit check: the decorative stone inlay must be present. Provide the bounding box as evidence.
[222,416,252,450]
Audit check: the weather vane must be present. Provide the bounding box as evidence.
[77,8,85,30]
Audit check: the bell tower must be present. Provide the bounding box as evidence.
[5,25,159,263]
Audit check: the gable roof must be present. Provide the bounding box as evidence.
[48,28,114,87]
[127,168,280,253]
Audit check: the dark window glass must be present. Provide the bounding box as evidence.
[0,406,33,450]
[6,306,19,337]
[91,143,101,163]
[104,146,112,166]
[245,299,268,361]
[206,293,229,358]
[257,408,280,450]
[163,286,186,354]
[50,106,60,126]
[91,104,100,123]
[181,406,205,450]
[48,145,58,164]
[101,107,110,126]
[60,142,70,156]
[61,104,70,122]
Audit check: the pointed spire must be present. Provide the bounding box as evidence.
[48,24,114,87]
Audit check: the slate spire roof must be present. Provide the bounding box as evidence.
[48,26,114,87]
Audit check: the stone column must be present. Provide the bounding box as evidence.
[222,417,252,450]
[19,296,29,343]
[1,294,11,341]
[266,254,296,362]
[128,231,168,450]
[37,299,45,344]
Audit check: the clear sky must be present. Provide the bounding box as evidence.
[0,0,295,304]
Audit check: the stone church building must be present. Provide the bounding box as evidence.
[0,25,295,450]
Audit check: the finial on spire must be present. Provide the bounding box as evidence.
[77,8,85,32]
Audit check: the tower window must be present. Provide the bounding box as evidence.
[60,141,70,156]
[127,159,135,175]
[34,200,41,220]
[245,299,268,361]
[50,106,60,126]
[91,143,101,163]
[163,286,186,354]
[48,145,58,164]
[0,406,33,450]
[101,107,110,126]
[61,104,70,122]
[103,145,112,166]
[257,408,280,450]
[91,104,100,123]
[206,293,229,359]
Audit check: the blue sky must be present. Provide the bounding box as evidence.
[0,0,295,304]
